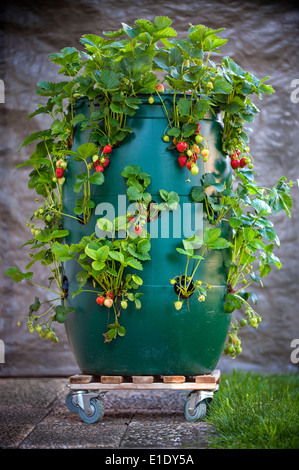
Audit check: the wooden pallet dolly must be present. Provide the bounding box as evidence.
[65,370,220,423]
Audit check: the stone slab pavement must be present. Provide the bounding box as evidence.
[0,378,215,450]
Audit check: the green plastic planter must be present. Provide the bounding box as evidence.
[63,94,232,376]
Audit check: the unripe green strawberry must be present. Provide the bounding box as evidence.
[195,134,203,143]
[121,300,128,309]
[191,165,199,175]
[249,317,258,328]
[174,301,182,310]
[224,345,235,355]
[148,96,154,104]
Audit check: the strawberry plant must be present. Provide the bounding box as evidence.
[5,17,293,359]
[172,228,229,305]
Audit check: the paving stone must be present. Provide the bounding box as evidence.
[119,411,214,449]
[0,378,215,449]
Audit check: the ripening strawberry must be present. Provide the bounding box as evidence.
[192,144,200,154]
[155,83,165,93]
[104,298,113,308]
[134,225,142,236]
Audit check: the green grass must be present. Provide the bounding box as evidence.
[205,370,299,449]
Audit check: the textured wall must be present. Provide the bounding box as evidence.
[1,0,299,376]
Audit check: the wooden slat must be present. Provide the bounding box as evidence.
[100,375,124,384]
[195,369,220,384]
[68,370,220,389]
[132,376,154,384]
[163,375,186,384]
[69,382,218,391]
[69,374,93,384]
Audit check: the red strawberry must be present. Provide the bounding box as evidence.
[103,157,110,168]
[195,123,201,134]
[186,161,192,171]
[56,167,64,178]
[106,292,114,300]
[128,216,135,223]
[103,145,112,154]
[236,149,241,156]
[178,155,187,167]
[93,159,101,167]
[231,159,240,170]
[240,158,247,168]
[230,153,237,160]
[191,153,198,163]
[176,141,187,153]
[95,165,104,172]
[96,296,105,306]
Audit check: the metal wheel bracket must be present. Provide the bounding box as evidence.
[71,390,106,415]
[187,387,217,414]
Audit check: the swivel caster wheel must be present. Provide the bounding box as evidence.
[65,391,80,413]
[184,389,214,422]
[184,397,207,422]
[78,397,105,424]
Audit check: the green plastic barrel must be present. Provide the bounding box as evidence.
[63,94,232,375]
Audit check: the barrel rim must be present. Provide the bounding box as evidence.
[72,93,221,121]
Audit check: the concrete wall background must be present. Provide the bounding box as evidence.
[1,0,299,376]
